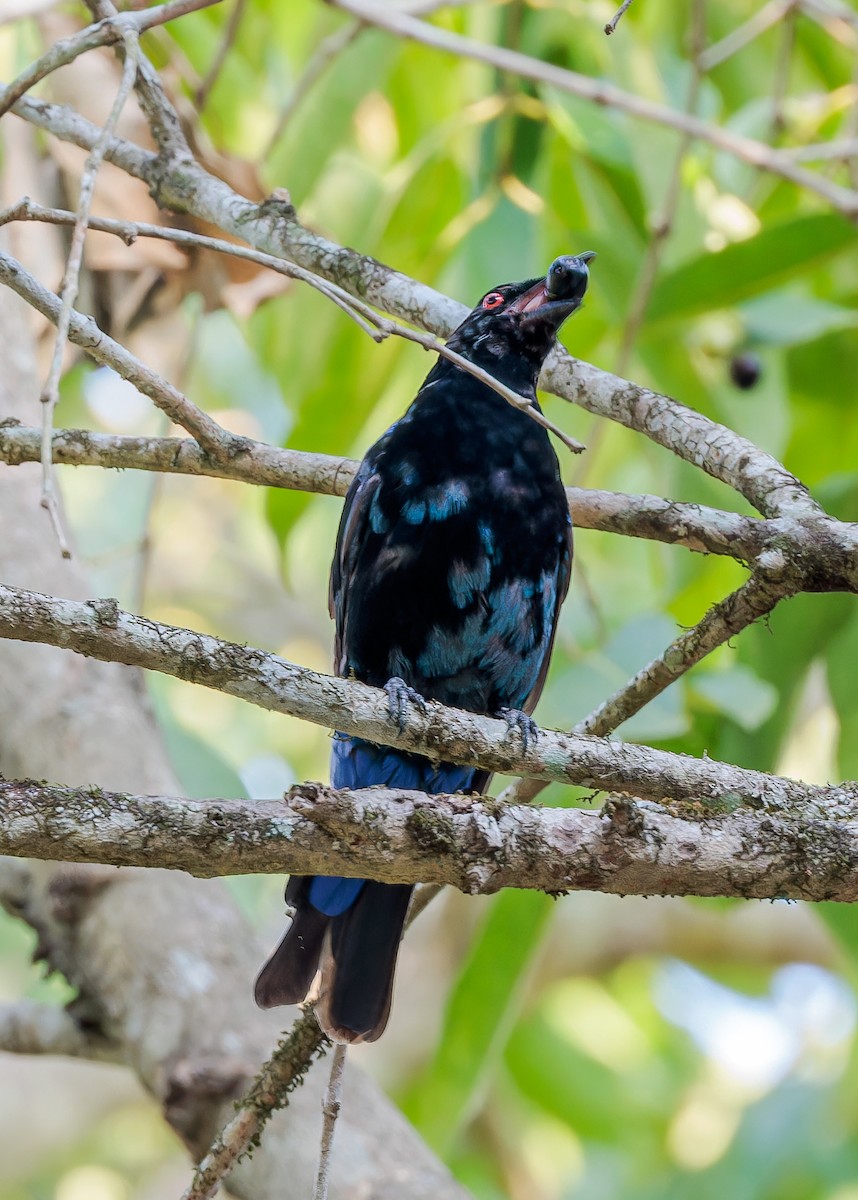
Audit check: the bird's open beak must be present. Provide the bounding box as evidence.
[509,252,596,330]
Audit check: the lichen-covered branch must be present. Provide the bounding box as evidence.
[1,778,858,903]
[180,1011,328,1200]
[0,585,855,818]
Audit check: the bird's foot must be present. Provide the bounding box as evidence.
[498,708,539,753]
[384,677,428,732]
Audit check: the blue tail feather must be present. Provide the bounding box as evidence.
[255,736,481,1040]
[311,736,477,918]
[331,733,477,793]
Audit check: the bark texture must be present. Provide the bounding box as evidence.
[1,779,857,903]
[0,285,471,1200]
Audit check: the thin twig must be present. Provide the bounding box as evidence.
[0,0,219,118]
[0,423,775,561]
[327,0,858,218]
[799,0,858,36]
[180,1009,328,1200]
[615,0,706,376]
[0,250,244,459]
[782,137,858,160]
[604,0,635,36]
[262,20,363,160]
[698,0,795,70]
[196,0,248,111]
[0,200,584,453]
[38,27,139,558]
[844,53,858,188]
[313,1045,347,1200]
[770,5,796,137]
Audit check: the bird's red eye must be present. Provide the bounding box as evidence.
[481,292,505,311]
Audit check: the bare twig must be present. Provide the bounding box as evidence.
[0,0,219,118]
[7,92,826,516]
[328,0,858,218]
[771,6,796,137]
[0,422,778,561]
[783,137,858,160]
[0,250,246,459]
[604,0,635,36]
[577,571,788,737]
[263,20,363,159]
[0,199,585,453]
[844,53,858,188]
[615,0,706,375]
[313,1045,347,1200]
[38,26,139,557]
[698,0,795,70]
[196,0,248,111]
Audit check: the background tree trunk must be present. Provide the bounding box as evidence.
[0,281,471,1200]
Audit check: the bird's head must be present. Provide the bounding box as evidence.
[444,252,595,393]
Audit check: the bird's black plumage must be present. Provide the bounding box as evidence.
[255,253,594,1042]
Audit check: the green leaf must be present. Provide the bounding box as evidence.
[742,289,858,346]
[402,890,554,1153]
[690,665,778,731]
[647,215,856,321]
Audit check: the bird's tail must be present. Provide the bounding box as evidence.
[254,736,482,1043]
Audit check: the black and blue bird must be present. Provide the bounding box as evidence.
[255,253,594,1042]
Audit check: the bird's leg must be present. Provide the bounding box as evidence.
[384,676,428,732]
[498,708,539,753]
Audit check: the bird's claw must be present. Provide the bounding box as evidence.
[384,677,428,732]
[498,708,539,752]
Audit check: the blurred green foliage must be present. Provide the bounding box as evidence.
[2,0,858,1197]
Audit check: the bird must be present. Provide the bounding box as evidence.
[254,252,594,1043]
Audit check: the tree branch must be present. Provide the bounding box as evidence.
[0,999,122,1060]
[0,421,775,561]
[0,584,855,818]
[0,0,220,119]
[1,778,857,903]
[0,250,246,460]
[6,91,822,518]
[327,0,858,219]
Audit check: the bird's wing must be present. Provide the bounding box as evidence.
[521,519,573,714]
[329,442,387,677]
